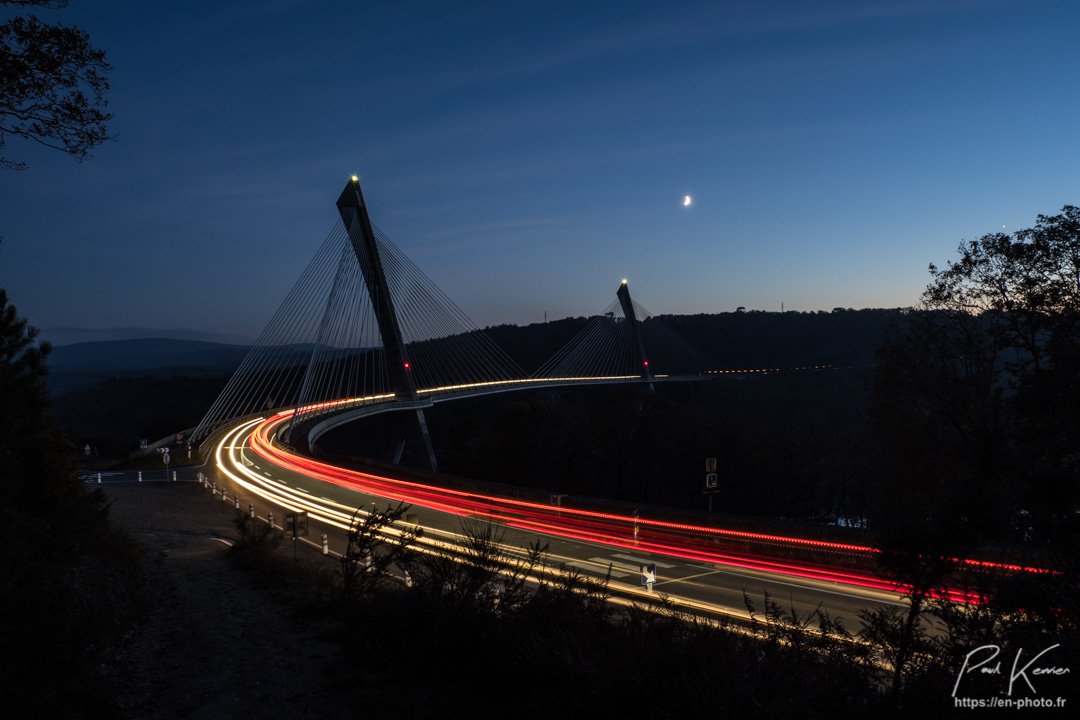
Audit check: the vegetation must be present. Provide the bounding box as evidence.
[226,496,1076,718]
[866,206,1080,703]
[232,503,890,718]
[0,289,148,717]
[54,374,229,458]
[0,0,112,170]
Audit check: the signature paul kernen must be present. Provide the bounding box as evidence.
[953,644,1070,697]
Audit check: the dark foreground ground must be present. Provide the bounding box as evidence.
[104,481,354,720]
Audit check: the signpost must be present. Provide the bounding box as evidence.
[284,511,309,560]
[641,563,656,593]
[157,447,170,481]
[704,457,719,511]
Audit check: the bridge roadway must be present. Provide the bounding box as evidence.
[301,374,703,449]
[214,415,908,627]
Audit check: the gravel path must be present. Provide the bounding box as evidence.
[104,481,356,720]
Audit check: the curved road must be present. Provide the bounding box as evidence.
[214,415,909,626]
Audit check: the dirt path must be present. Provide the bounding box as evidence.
[104,481,355,720]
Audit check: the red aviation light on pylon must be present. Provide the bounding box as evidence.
[643,361,649,367]
[404,362,411,369]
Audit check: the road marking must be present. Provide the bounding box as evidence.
[611,553,677,569]
[653,568,722,587]
[588,557,643,573]
[701,564,906,606]
[565,560,629,578]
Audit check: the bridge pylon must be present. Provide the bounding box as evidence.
[617,280,655,389]
[330,177,437,471]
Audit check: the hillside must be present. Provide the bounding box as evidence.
[50,309,905,462]
[47,339,251,395]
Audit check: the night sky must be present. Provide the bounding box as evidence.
[2,0,1079,345]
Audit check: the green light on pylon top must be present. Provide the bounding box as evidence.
[351,175,358,182]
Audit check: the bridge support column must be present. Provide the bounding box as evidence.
[337,177,437,472]
[617,280,655,390]
[415,409,438,472]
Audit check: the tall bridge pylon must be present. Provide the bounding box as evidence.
[192,177,526,467]
[334,178,435,469]
[336,179,416,401]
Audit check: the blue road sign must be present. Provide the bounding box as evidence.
[641,563,656,585]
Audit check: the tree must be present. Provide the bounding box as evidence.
[922,206,1080,538]
[865,207,1080,705]
[1,288,148,717]
[0,0,112,170]
[872,206,1080,545]
[0,285,66,503]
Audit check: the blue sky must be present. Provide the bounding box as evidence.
[2,0,1079,345]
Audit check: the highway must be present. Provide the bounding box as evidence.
[212,414,910,627]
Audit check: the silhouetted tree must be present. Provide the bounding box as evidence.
[0,0,112,170]
[865,206,1080,706]
[339,501,421,601]
[0,288,146,716]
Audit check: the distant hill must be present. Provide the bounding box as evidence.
[41,326,251,346]
[47,338,251,395]
[48,309,908,459]
[485,308,906,374]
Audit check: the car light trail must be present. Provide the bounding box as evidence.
[234,416,912,596]
[218,414,1050,608]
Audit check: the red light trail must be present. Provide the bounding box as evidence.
[244,414,1051,603]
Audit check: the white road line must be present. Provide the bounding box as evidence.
[565,561,628,578]
[611,553,677,568]
[588,557,642,573]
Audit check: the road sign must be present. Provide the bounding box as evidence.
[706,472,717,488]
[706,457,717,472]
[163,452,170,466]
[284,511,309,539]
[641,563,656,585]
[84,444,91,456]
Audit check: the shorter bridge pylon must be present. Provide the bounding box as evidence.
[617,280,654,388]
[530,280,715,381]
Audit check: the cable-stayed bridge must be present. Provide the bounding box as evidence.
[193,178,715,469]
